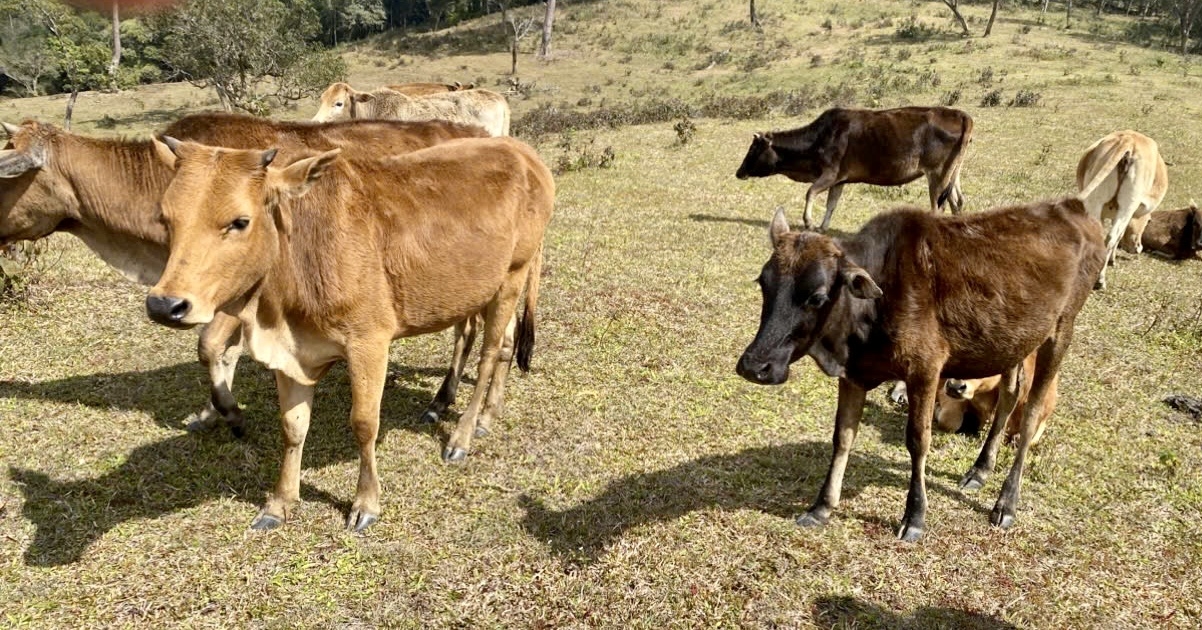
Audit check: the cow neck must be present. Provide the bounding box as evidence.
[55,135,174,284]
[767,125,820,155]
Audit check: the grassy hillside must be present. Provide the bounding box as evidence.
[1,1,1201,628]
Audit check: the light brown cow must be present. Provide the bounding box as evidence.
[145,136,554,532]
[313,82,511,137]
[1119,202,1202,260]
[935,351,1059,447]
[1076,130,1169,289]
[386,81,475,96]
[0,115,488,435]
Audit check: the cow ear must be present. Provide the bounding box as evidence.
[0,149,42,178]
[841,262,883,300]
[271,149,341,198]
[769,207,790,245]
[153,136,183,168]
[352,92,374,103]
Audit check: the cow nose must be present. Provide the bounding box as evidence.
[146,294,191,326]
[947,380,968,398]
[736,355,774,383]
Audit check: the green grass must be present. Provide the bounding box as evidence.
[3,1,1202,627]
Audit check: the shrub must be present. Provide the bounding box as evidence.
[980,89,1003,107]
[673,117,697,146]
[554,132,615,174]
[941,88,962,106]
[1008,89,1041,107]
[0,242,42,306]
[894,15,935,41]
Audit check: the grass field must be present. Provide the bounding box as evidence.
[2,1,1202,627]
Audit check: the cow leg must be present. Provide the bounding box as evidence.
[797,378,865,528]
[474,314,518,438]
[190,314,245,436]
[419,313,480,424]
[345,340,390,532]
[959,364,1022,492]
[897,374,939,542]
[950,168,966,214]
[817,184,845,233]
[992,340,1066,529]
[251,372,316,530]
[803,176,839,232]
[443,270,526,463]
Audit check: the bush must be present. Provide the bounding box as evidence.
[673,117,697,146]
[554,132,615,174]
[941,88,962,106]
[1008,89,1042,107]
[894,15,936,41]
[980,89,1003,107]
[0,242,42,306]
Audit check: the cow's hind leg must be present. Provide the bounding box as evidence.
[345,338,391,532]
[817,184,845,233]
[190,314,245,436]
[443,268,527,463]
[252,372,316,530]
[419,314,480,424]
[474,315,518,438]
[959,364,1022,492]
[798,378,865,529]
[992,339,1067,529]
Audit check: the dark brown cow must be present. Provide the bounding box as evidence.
[735,106,973,231]
[736,198,1104,541]
[146,136,554,531]
[0,115,487,435]
[1119,203,1202,260]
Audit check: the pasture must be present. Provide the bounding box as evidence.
[2,1,1201,627]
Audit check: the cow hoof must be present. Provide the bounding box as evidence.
[887,381,909,407]
[473,425,490,438]
[795,511,829,528]
[347,510,378,533]
[442,446,468,463]
[228,423,246,439]
[1093,279,1106,291]
[184,408,221,433]
[896,522,926,542]
[419,409,441,424]
[990,507,1016,529]
[250,513,284,531]
[958,469,988,492]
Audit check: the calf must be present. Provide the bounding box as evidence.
[1076,130,1168,289]
[736,198,1104,541]
[146,136,554,531]
[313,82,510,137]
[1119,202,1202,260]
[735,106,972,231]
[936,351,1059,447]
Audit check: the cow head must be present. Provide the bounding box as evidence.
[735,133,777,180]
[1185,202,1202,258]
[0,121,74,246]
[736,209,883,385]
[312,82,357,122]
[145,137,341,328]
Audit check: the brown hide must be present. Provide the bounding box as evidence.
[1120,203,1202,259]
[147,136,554,530]
[936,351,1059,446]
[737,197,1104,541]
[735,106,973,231]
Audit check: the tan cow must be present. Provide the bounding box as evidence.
[386,81,475,96]
[0,115,487,435]
[313,82,511,137]
[145,136,554,532]
[935,352,1059,447]
[1076,130,1169,289]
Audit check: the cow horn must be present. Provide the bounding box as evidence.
[1,122,19,138]
[161,136,183,155]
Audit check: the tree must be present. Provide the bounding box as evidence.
[942,0,972,36]
[0,6,58,95]
[109,1,121,81]
[1166,0,1202,54]
[984,0,1001,36]
[749,0,759,29]
[539,0,555,58]
[492,0,537,74]
[155,0,345,114]
[28,0,110,127]
[1065,0,1073,28]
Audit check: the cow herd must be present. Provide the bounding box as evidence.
[0,83,1197,543]
[735,106,1194,540]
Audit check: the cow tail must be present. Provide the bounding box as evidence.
[515,243,542,373]
[1078,143,1132,201]
[936,113,973,210]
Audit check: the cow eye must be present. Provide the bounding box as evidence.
[805,292,828,308]
[227,217,250,232]
[334,101,344,107]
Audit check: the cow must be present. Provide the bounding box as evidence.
[312,82,511,137]
[735,199,1105,541]
[735,106,973,232]
[0,115,488,436]
[936,351,1059,447]
[145,135,554,531]
[1076,130,1168,289]
[386,81,475,96]
[1119,202,1202,260]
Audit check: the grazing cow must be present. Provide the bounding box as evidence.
[735,106,973,231]
[1076,130,1168,289]
[936,351,1059,447]
[145,136,554,531]
[1119,202,1202,260]
[736,199,1104,541]
[0,115,488,435]
[313,82,510,137]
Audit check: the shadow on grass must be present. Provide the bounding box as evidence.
[4,360,471,566]
[813,595,1019,630]
[519,440,987,564]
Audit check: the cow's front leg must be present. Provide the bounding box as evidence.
[897,374,939,542]
[345,339,390,532]
[798,378,865,528]
[252,372,315,530]
[960,364,1021,492]
[190,314,245,436]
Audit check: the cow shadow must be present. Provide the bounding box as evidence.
[813,595,1020,630]
[4,360,474,566]
[518,440,986,565]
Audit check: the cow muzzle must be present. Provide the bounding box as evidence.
[944,379,970,399]
[146,294,195,329]
[736,352,790,385]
